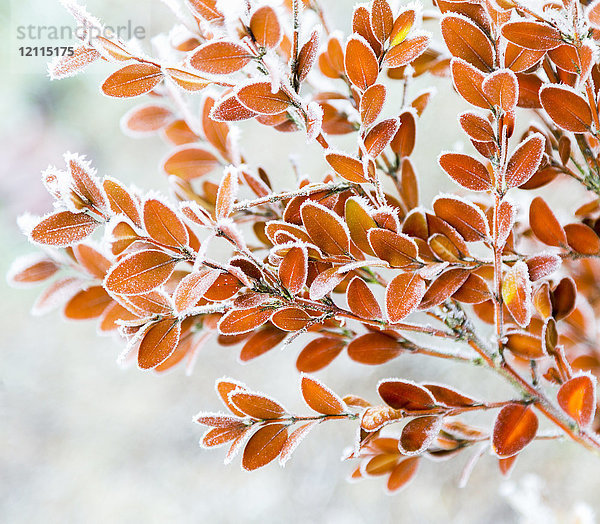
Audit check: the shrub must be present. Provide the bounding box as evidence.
[9,0,600,493]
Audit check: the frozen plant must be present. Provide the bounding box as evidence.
[9,0,600,493]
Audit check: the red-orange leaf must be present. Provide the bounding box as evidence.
[438,153,492,191]
[163,147,219,180]
[189,41,252,74]
[229,391,286,419]
[378,379,436,410]
[386,272,426,322]
[492,404,538,458]
[501,21,562,51]
[387,457,420,493]
[345,36,379,90]
[347,332,403,365]
[143,199,188,248]
[502,261,532,328]
[64,286,112,320]
[441,15,494,71]
[450,58,490,109]
[296,337,345,372]
[250,6,282,49]
[101,64,163,98]
[347,277,382,320]
[325,152,368,183]
[218,306,272,335]
[30,211,98,247]
[236,82,290,115]
[505,133,545,188]
[529,197,567,247]
[104,250,177,295]
[557,375,596,427]
[540,85,592,133]
[399,416,442,454]
[482,69,518,112]
[384,35,430,68]
[301,201,350,255]
[242,423,288,470]
[138,318,181,369]
[173,269,220,313]
[301,375,347,415]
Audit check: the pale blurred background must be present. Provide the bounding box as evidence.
[1,1,599,523]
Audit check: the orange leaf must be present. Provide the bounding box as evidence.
[364,118,400,157]
[242,423,288,470]
[384,35,430,68]
[301,375,347,415]
[450,58,490,109]
[378,379,436,410]
[301,201,350,255]
[296,337,345,372]
[441,14,494,71]
[345,36,379,90]
[101,64,163,98]
[347,277,382,320]
[345,197,377,255]
[502,261,532,328]
[399,416,442,454]
[215,168,237,220]
[370,0,393,43]
[122,104,173,134]
[250,6,282,49]
[271,307,311,331]
[64,286,112,320]
[173,269,220,313]
[279,246,308,295]
[143,198,188,248]
[240,325,287,362]
[163,146,219,180]
[347,332,403,365]
[218,306,272,335]
[459,111,495,142]
[387,457,420,493]
[529,197,567,247]
[505,133,545,189]
[189,41,252,74]
[492,404,538,458]
[482,69,518,112]
[433,196,489,241]
[438,153,492,191]
[236,81,290,115]
[501,21,562,51]
[325,152,368,183]
[557,375,597,427]
[30,211,98,247]
[564,223,600,255]
[104,250,177,296]
[229,391,286,419]
[138,318,181,369]
[385,272,426,322]
[540,85,592,133]
[360,84,386,128]
[368,229,419,269]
